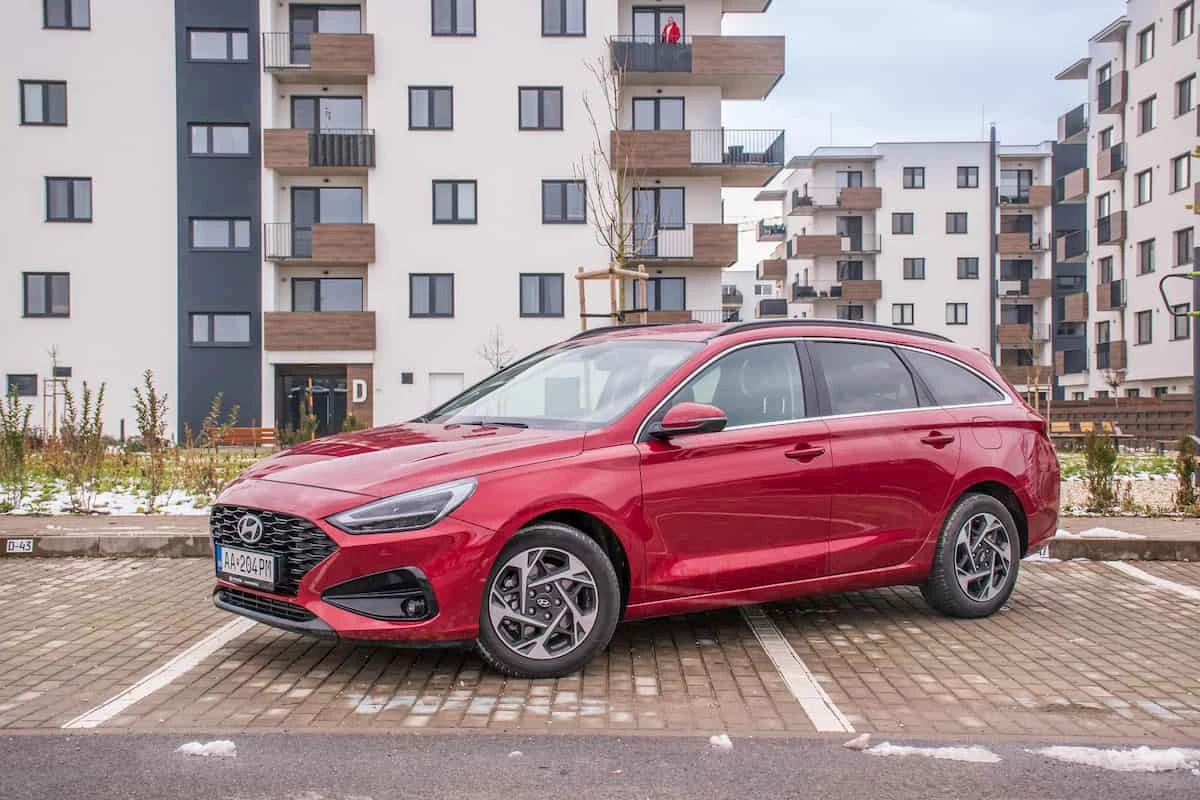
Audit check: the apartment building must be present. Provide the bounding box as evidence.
[754,137,1058,398]
[720,268,783,322]
[2,0,784,437]
[1054,0,1198,400]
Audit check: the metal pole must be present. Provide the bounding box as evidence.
[1193,246,1200,443]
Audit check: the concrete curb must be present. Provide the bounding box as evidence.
[1042,537,1200,562]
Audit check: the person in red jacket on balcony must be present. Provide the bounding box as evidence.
[661,16,681,44]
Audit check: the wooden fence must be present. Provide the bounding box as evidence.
[1049,397,1193,449]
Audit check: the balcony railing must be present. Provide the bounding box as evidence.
[629,223,738,266]
[618,308,734,325]
[792,279,882,301]
[789,186,883,212]
[262,31,374,77]
[309,129,375,167]
[757,217,786,240]
[841,234,883,254]
[1095,340,1127,371]
[1097,71,1125,114]
[1097,211,1125,245]
[1057,102,1088,144]
[757,298,788,318]
[610,36,695,73]
[1057,229,1087,262]
[1098,77,1114,111]
[690,129,785,168]
[721,287,744,306]
[264,222,375,263]
[997,278,1052,299]
[608,35,785,100]
[1097,279,1125,311]
[1098,142,1125,180]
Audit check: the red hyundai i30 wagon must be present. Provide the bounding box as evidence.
[211,320,1059,677]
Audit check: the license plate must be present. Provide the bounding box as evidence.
[215,545,279,590]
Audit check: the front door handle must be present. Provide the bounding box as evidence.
[784,445,826,461]
[920,431,955,448]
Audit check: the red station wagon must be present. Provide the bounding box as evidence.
[211,320,1060,677]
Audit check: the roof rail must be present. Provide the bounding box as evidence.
[568,322,671,341]
[711,319,953,343]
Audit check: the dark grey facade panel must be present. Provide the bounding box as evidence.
[1050,141,1088,401]
[175,0,262,434]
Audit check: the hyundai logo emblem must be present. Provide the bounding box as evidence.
[236,514,264,545]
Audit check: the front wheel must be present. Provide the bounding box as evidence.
[476,522,621,678]
[921,494,1020,618]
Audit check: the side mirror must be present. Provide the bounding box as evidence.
[649,402,728,439]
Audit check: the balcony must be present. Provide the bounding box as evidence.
[1054,167,1088,204]
[757,217,786,242]
[612,129,784,187]
[1096,279,1125,311]
[998,186,1052,208]
[1096,210,1126,245]
[792,279,882,302]
[264,222,376,265]
[262,32,374,83]
[997,323,1048,345]
[620,309,732,325]
[756,298,788,319]
[788,234,844,258]
[609,35,786,100]
[1095,340,1127,371]
[996,233,1045,255]
[1058,291,1089,323]
[630,223,738,268]
[1055,349,1088,375]
[997,278,1052,299]
[788,186,883,216]
[757,257,786,281]
[263,311,376,351]
[1057,103,1088,145]
[1097,143,1125,181]
[264,129,375,175]
[1097,71,1126,114]
[721,287,744,307]
[997,364,1044,386]
[1056,229,1087,263]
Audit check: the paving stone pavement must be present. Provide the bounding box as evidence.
[1,558,1198,742]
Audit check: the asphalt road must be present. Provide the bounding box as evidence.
[1,733,1195,800]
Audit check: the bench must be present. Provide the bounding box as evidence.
[1048,420,1131,450]
[213,427,276,448]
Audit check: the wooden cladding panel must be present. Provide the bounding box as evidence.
[790,235,843,257]
[310,33,375,75]
[1063,167,1088,200]
[1064,291,1088,322]
[997,324,1035,345]
[1026,279,1052,299]
[312,224,375,264]
[996,232,1033,254]
[1109,340,1128,371]
[1097,147,1123,179]
[264,312,376,351]
[610,130,691,171]
[1097,282,1120,311]
[694,223,738,267]
[838,186,882,210]
[346,363,374,428]
[1027,185,1053,208]
[757,258,786,281]
[264,129,311,170]
[1106,210,1127,243]
[692,35,785,77]
[841,280,882,301]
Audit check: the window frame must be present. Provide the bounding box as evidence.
[1136,169,1154,205]
[290,277,364,312]
[188,123,252,157]
[1176,1,1194,43]
[892,303,914,326]
[189,217,252,251]
[631,96,686,131]
[19,80,67,126]
[1139,95,1157,133]
[892,212,914,235]
[189,312,253,347]
[945,302,969,326]
[902,167,925,189]
[1137,24,1156,64]
[1136,309,1153,344]
[409,273,455,318]
[945,212,968,234]
[22,272,70,318]
[903,257,926,280]
[628,276,687,312]
[957,257,979,279]
[518,86,564,131]
[44,176,92,222]
[431,0,476,36]
[1172,303,1192,340]
[1172,152,1192,193]
[542,0,586,37]
[432,180,477,224]
[1138,238,1156,274]
[1177,74,1195,116]
[187,29,250,62]
[43,0,89,30]
[956,166,979,188]
[1175,227,1195,266]
[409,86,454,130]
[519,273,565,318]
[542,180,587,224]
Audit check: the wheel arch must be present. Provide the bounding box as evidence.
[956,480,1029,556]
[522,509,632,615]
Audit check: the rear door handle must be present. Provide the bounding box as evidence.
[784,445,826,461]
[920,432,955,447]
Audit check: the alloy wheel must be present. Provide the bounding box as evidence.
[952,512,1013,603]
[487,547,599,661]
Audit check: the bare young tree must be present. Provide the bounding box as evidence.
[1104,368,1126,408]
[477,326,515,372]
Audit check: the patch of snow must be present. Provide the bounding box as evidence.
[176,740,236,758]
[508,750,523,759]
[709,734,733,751]
[843,733,872,751]
[6,481,209,516]
[1033,746,1200,773]
[867,743,1000,763]
[1054,527,1146,540]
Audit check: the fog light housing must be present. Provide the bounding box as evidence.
[321,568,437,621]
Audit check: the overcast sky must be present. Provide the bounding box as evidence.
[722,0,1127,233]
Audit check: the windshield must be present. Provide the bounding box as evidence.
[425,339,701,430]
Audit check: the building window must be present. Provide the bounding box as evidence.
[45,177,91,222]
[957,257,979,279]
[1137,24,1155,63]
[1136,169,1153,205]
[946,302,968,325]
[1099,256,1114,284]
[520,273,564,317]
[189,123,250,156]
[892,303,914,326]
[190,313,252,346]
[945,212,968,234]
[188,29,249,61]
[902,167,925,189]
[1175,227,1194,265]
[903,257,925,280]
[542,180,586,224]
[1177,74,1195,115]
[1172,303,1192,339]
[1137,238,1156,275]
[409,87,453,130]
[519,87,563,130]
[5,374,37,397]
[191,218,251,250]
[1072,391,1086,401]
[1126,388,1141,399]
[1095,390,1110,399]
[432,180,477,224]
[626,277,685,311]
[23,272,70,317]
[1099,126,1114,150]
[1153,386,1169,398]
[44,0,88,29]
[956,166,979,188]
[1173,153,1192,192]
[632,97,685,131]
[1139,95,1157,133]
[1136,309,1153,344]
[543,0,585,36]
[19,80,67,125]
[410,274,454,317]
[837,304,864,321]
[892,212,914,235]
[1176,1,1194,42]
[432,0,475,35]
[291,278,363,312]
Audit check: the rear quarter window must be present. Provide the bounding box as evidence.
[903,349,1005,406]
[809,341,919,415]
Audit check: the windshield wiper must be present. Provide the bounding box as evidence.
[460,419,529,429]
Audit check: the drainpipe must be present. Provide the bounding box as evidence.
[988,126,998,363]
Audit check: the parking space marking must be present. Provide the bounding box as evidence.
[62,618,256,729]
[739,605,854,733]
[1105,561,1200,601]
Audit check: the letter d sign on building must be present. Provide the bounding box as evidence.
[352,379,368,404]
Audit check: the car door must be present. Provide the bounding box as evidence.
[637,341,833,601]
[808,340,962,576]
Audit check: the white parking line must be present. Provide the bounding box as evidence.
[62,618,256,729]
[1105,561,1200,601]
[739,605,855,733]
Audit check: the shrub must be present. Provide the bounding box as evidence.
[342,413,366,432]
[59,381,107,512]
[0,388,34,510]
[1083,429,1118,511]
[1176,435,1197,513]
[133,370,170,513]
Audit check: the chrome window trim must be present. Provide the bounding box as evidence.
[633,336,1015,443]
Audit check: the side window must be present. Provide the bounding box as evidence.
[903,350,1005,407]
[810,342,918,415]
[654,343,804,429]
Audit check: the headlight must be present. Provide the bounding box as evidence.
[327,478,477,534]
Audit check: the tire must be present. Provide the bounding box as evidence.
[476,522,621,678]
[921,493,1020,619]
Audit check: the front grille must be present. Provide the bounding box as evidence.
[217,587,315,622]
[210,504,338,596]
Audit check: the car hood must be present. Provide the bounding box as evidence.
[236,423,585,498]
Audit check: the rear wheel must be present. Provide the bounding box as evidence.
[476,522,620,678]
[921,494,1019,618]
